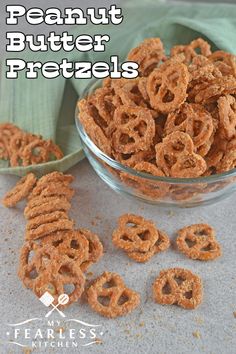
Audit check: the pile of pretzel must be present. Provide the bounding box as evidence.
[2,174,223,317]
[0,123,64,167]
[78,37,236,178]
[3,172,103,308]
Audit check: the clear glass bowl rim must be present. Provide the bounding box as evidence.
[75,78,236,185]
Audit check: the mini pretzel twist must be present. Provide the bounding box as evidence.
[112,214,159,252]
[218,94,236,140]
[78,228,104,272]
[112,105,155,154]
[120,162,168,200]
[78,98,112,156]
[164,103,214,149]
[208,51,236,77]
[0,123,21,160]
[87,272,140,318]
[171,38,211,64]
[156,131,207,177]
[153,268,203,309]
[113,78,149,108]
[127,37,165,76]
[33,256,85,307]
[41,230,89,266]
[18,242,59,289]
[2,173,37,208]
[147,62,189,113]
[177,223,221,261]
[127,230,170,263]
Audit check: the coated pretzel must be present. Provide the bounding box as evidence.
[0,123,21,159]
[170,152,207,178]
[177,224,221,260]
[188,38,212,59]
[112,214,159,252]
[127,37,165,76]
[112,106,155,154]
[114,150,155,168]
[18,242,58,289]
[87,272,140,318]
[132,161,168,199]
[164,103,194,136]
[24,195,71,219]
[33,256,85,307]
[2,173,37,208]
[41,230,89,266]
[155,131,194,175]
[217,149,236,173]
[153,268,203,309]
[170,185,199,201]
[147,63,189,113]
[9,132,41,167]
[26,211,69,230]
[218,95,236,140]
[21,140,49,166]
[78,228,104,272]
[28,182,75,201]
[208,51,236,77]
[112,78,148,109]
[25,212,74,241]
[164,103,214,148]
[171,38,211,64]
[34,171,74,187]
[188,55,220,82]
[88,87,116,129]
[127,230,170,263]
[45,140,64,160]
[194,76,236,104]
[78,99,112,156]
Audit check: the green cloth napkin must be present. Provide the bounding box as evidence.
[0,1,235,176]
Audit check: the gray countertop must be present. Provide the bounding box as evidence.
[0,159,236,354]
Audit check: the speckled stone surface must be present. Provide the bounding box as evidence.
[0,159,236,354]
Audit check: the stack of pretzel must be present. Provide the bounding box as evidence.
[3,172,103,308]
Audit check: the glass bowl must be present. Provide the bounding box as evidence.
[75,79,236,208]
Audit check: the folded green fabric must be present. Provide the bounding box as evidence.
[0,1,235,176]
